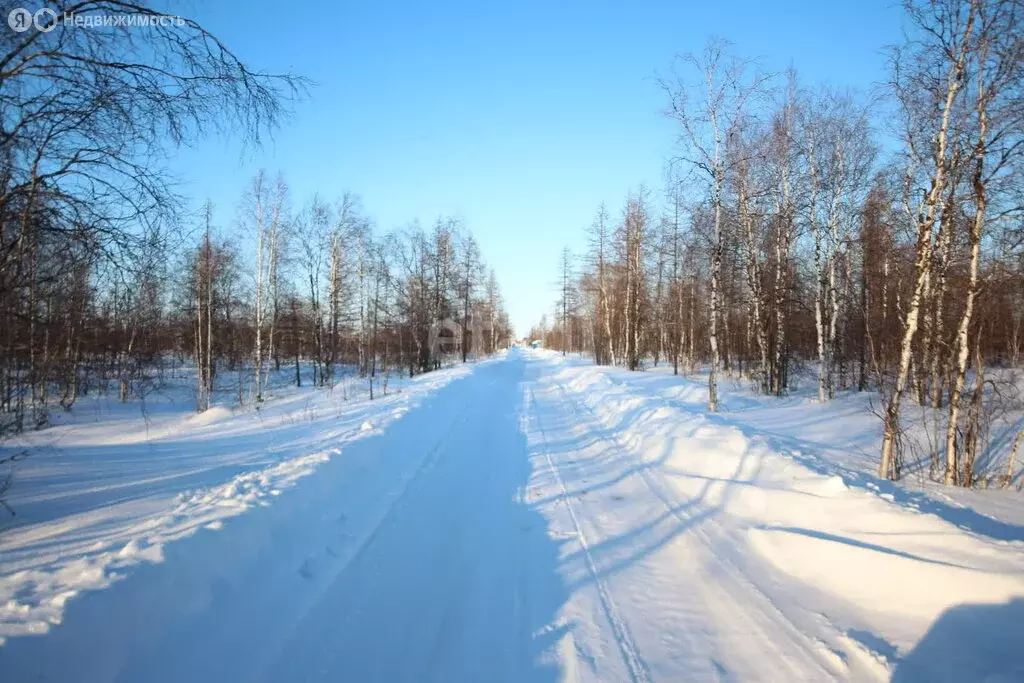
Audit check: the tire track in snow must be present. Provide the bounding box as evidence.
[548,377,851,680]
[527,385,653,683]
[304,396,476,579]
[251,397,479,675]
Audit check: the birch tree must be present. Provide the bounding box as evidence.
[943,0,1024,485]
[243,171,269,403]
[879,0,976,480]
[587,204,616,366]
[664,39,766,410]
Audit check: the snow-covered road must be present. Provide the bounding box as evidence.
[3,349,1024,682]
[256,355,563,683]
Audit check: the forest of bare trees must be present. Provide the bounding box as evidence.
[537,0,1023,488]
[0,2,511,436]
[2,0,1020,492]
[185,178,511,408]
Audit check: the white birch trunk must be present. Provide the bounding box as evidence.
[880,10,973,478]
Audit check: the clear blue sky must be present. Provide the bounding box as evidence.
[170,0,904,336]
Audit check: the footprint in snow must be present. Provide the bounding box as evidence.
[298,558,317,580]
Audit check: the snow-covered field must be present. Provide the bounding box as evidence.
[1,349,1023,682]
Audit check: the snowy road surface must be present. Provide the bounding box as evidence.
[3,350,1024,682]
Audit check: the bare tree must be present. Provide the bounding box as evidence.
[587,204,616,366]
[943,0,1024,485]
[458,234,481,362]
[879,0,978,479]
[266,176,290,376]
[663,38,767,410]
[0,0,301,432]
[558,247,576,356]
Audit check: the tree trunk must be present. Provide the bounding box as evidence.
[880,9,972,480]
[945,102,986,486]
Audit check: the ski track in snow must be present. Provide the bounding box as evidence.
[2,349,1024,682]
[528,371,840,681]
[550,381,825,675]
[528,385,652,683]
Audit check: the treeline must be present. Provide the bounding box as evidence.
[0,1,509,434]
[537,0,1023,487]
[187,179,510,413]
[2,165,511,430]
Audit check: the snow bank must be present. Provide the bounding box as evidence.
[0,363,474,647]
[534,354,1024,680]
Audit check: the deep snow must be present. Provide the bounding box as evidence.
[1,349,1023,682]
